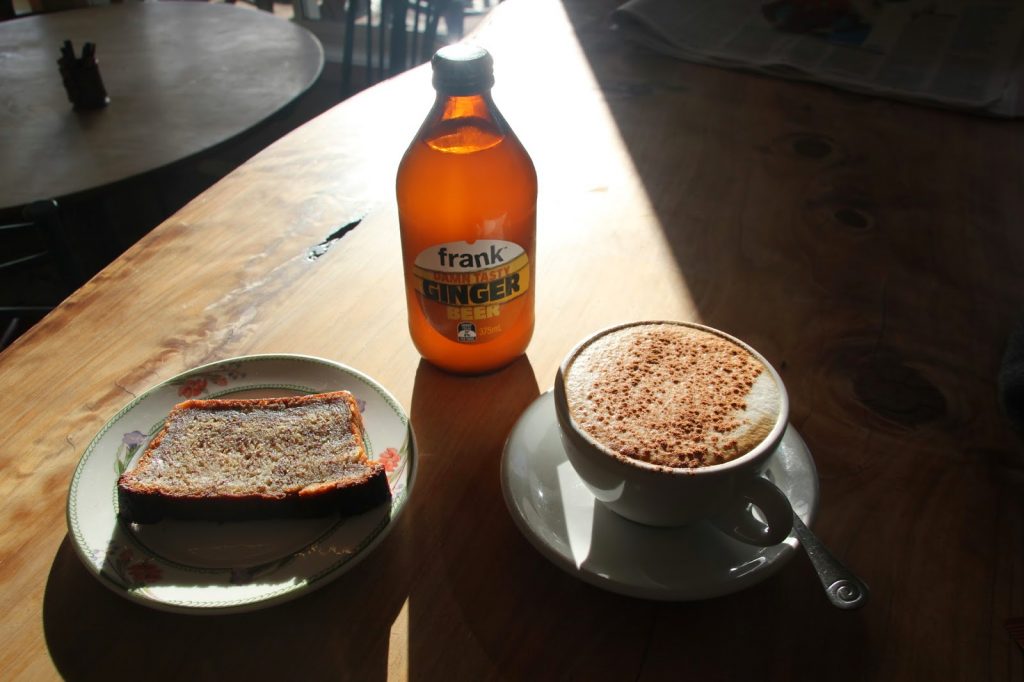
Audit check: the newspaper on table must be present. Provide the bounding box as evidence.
[612,0,1024,117]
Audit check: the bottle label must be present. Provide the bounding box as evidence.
[412,240,530,344]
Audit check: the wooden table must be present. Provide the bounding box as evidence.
[0,2,323,211]
[2,0,1022,678]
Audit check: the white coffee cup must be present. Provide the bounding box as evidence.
[553,321,794,545]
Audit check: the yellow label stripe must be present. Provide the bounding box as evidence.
[413,252,529,283]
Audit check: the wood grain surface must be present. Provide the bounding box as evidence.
[0,2,323,210]
[1,0,1022,679]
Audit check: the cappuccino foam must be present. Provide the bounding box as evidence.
[563,323,782,468]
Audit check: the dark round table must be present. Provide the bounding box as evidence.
[0,2,324,210]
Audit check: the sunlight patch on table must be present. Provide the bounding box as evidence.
[387,596,410,680]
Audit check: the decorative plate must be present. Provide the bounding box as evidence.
[67,354,416,614]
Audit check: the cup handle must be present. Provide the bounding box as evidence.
[712,476,794,546]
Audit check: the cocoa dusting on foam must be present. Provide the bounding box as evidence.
[564,324,781,468]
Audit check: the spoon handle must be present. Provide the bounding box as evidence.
[792,513,870,609]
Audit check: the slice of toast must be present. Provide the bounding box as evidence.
[117,390,391,523]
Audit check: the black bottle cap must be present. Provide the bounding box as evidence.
[431,44,495,95]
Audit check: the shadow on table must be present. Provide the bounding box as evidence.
[405,355,573,679]
[43,517,411,680]
[543,0,986,474]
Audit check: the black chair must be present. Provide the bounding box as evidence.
[0,200,85,349]
[338,0,452,96]
[292,0,452,99]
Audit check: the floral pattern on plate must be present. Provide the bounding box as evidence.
[168,361,246,398]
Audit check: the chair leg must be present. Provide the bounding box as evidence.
[341,0,358,97]
[442,0,464,41]
[388,0,408,77]
[25,200,85,290]
[1,318,22,350]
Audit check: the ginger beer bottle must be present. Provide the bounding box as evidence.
[397,44,537,374]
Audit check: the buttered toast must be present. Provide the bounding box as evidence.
[117,391,391,523]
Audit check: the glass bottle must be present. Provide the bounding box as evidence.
[397,44,537,374]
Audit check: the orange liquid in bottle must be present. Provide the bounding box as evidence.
[397,49,537,374]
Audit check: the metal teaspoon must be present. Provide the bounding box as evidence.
[791,511,870,609]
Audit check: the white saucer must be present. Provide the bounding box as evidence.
[500,392,819,601]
